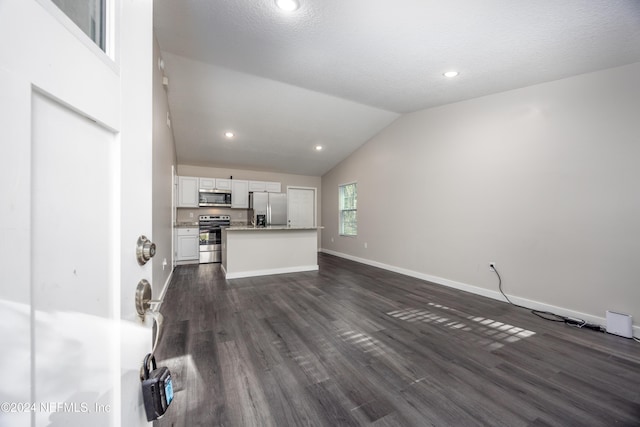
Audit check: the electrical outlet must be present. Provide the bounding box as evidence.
[331,237,334,243]
[189,212,194,218]
[364,242,368,249]
[489,262,496,272]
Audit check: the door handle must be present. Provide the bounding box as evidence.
[135,279,164,356]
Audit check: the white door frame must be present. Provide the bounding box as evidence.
[172,165,177,270]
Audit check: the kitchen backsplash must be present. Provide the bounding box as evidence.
[176,207,250,224]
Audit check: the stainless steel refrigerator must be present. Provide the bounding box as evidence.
[249,192,287,225]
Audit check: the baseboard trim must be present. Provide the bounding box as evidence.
[320,248,639,335]
[224,265,319,280]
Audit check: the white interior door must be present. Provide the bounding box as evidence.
[287,187,317,227]
[31,88,118,427]
[0,1,153,426]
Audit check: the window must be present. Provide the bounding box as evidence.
[51,0,106,51]
[339,182,357,236]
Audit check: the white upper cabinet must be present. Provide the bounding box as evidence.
[199,177,216,190]
[200,177,231,191]
[200,178,216,190]
[231,180,249,208]
[215,178,231,190]
[265,181,281,193]
[177,176,199,207]
[248,180,266,192]
[180,177,278,209]
[249,180,281,193]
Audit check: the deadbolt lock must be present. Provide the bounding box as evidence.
[137,235,156,265]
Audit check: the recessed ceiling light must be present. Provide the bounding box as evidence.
[314,145,323,151]
[275,0,299,12]
[443,71,459,78]
[224,131,235,138]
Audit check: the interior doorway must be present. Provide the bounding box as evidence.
[287,186,317,227]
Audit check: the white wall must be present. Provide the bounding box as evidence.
[152,35,177,295]
[322,62,640,330]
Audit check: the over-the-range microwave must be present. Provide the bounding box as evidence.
[199,189,231,207]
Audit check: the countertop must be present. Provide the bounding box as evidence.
[223,225,323,231]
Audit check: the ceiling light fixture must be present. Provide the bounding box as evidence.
[224,131,235,138]
[314,145,323,151]
[275,0,299,12]
[443,71,459,78]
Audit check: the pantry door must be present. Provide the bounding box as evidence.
[0,0,153,426]
[288,187,317,227]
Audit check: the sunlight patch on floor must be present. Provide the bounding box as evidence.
[386,304,536,350]
[336,329,386,357]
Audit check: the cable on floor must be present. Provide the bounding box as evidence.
[492,265,607,333]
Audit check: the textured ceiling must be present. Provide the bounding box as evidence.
[154,0,640,176]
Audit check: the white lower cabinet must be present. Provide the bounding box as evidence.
[176,228,199,263]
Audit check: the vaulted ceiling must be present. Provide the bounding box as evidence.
[154,0,640,176]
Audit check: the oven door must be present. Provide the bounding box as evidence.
[199,227,221,250]
[199,226,222,263]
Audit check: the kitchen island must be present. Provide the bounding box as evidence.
[221,226,321,279]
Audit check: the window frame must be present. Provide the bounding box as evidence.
[37,0,117,67]
[338,181,357,237]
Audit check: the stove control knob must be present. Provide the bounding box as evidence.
[136,235,156,265]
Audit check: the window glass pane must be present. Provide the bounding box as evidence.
[341,210,357,236]
[340,183,357,210]
[51,0,106,51]
[339,183,357,236]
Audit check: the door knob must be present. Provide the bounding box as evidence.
[135,279,164,357]
[137,235,156,265]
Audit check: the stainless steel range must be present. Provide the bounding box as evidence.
[199,215,230,263]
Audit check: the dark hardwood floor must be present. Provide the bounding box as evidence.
[155,253,640,426]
